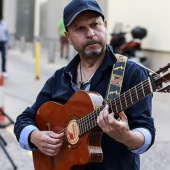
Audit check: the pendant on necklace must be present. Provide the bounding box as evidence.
[79,79,89,85]
[79,80,91,90]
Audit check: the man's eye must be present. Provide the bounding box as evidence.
[76,27,84,31]
[91,23,98,27]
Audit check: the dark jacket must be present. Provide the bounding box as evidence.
[14,45,155,170]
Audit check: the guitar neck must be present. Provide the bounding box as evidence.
[78,77,154,136]
[108,77,153,114]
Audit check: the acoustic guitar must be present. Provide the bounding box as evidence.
[33,64,170,170]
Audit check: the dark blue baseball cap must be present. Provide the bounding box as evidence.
[63,0,105,30]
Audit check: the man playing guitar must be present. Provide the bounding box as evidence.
[14,0,156,170]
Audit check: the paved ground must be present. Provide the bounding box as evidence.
[0,45,170,170]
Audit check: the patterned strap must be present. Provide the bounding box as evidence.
[106,54,127,100]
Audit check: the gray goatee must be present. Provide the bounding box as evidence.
[85,48,102,57]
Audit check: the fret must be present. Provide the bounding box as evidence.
[78,120,82,135]
[119,96,123,111]
[124,92,127,108]
[88,114,93,131]
[93,110,99,126]
[82,118,85,134]
[84,117,87,131]
[84,117,88,131]
[148,77,153,93]
[129,89,133,104]
[86,115,90,131]
[147,79,152,95]
[110,101,114,113]
[114,99,118,113]
[135,86,139,100]
[82,120,85,135]
[131,86,138,104]
[91,112,95,127]
[78,119,83,136]
[91,113,96,128]
[141,82,145,97]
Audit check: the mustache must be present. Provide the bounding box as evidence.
[84,39,100,47]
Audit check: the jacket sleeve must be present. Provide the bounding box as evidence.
[123,61,156,150]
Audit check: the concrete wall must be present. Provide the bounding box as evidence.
[45,0,70,40]
[107,0,170,52]
[3,0,170,52]
[3,0,17,34]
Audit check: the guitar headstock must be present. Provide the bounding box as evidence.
[151,63,170,93]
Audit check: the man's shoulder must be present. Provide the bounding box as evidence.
[126,59,146,70]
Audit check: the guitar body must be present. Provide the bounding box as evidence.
[33,90,104,170]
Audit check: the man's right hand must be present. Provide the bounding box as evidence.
[30,130,64,156]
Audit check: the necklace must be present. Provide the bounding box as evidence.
[79,62,94,85]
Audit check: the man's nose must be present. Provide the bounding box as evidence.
[86,27,95,37]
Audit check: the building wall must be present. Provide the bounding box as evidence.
[3,0,17,34]
[15,0,35,41]
[3,0,170,52]
[107,0,170,52]
[45,0,69,40]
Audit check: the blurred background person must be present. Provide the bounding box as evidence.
[0,15,10,78]
[58,18,69,59]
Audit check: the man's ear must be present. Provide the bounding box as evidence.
[65,31,72,45]
[104,19,107,28]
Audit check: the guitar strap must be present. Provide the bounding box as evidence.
[105,54,127,100]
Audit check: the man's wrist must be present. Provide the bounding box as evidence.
[122,130,145,150]
[19,125,38,150]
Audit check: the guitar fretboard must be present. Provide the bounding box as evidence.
[77,78,153,136]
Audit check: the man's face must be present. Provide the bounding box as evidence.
[65,11,107,58]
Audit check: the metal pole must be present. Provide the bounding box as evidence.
[35,42,40,80]
[48,41,56,63]
[20,36,26,52]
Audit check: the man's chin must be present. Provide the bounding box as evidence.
[84,48,102,57]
